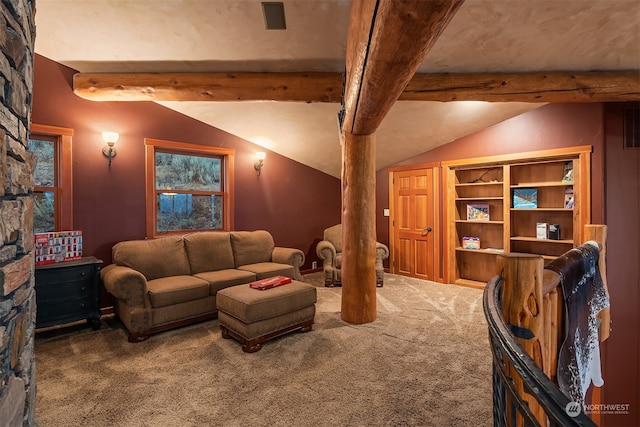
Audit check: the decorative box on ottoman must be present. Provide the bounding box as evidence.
[216,279,317,353]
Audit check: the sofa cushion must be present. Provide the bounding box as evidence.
[194,269,257,294]
[184,231,235,274]
[238,262,294,280]
[324,224,342,253]
[230,230,274,268]
[146,275,210,308]
[112,236,190,281]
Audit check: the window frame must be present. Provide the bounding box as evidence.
[29,124,74,231]
[145,138,235,238]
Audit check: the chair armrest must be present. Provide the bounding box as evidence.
[272,247,305,281]
[100,264,150,308]
[316,240,336,264]
[375,242,390,261]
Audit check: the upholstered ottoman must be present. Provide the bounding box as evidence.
[216,280,317,353]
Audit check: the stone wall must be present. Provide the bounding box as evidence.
[0,1,37,426]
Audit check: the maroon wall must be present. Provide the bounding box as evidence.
[602,103,639,427]
[32,54,341,271]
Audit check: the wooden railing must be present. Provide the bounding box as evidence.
[483,225,610,427]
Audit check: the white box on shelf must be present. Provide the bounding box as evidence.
[536,223,548,239]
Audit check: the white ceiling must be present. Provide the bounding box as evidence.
[34,0,640,178]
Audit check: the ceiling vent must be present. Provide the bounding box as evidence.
[623,105,640,149]
[262,2,286,30]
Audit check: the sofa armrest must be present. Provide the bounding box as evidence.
[272,247,305,281]
[375,242,390,261]
[100,264,150,308]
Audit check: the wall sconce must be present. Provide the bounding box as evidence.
[254,151,266,176]
[102,131,119,166]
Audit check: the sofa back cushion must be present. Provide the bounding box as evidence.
[183,231,235,274]
[112,236,190,281]
[324,224,342,253]
[230,230,274,267]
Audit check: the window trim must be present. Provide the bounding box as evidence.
[144,138,235,238]
[29,124,74,231]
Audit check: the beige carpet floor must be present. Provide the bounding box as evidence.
[34,273,492,427]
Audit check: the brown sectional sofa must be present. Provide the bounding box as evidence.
[100,230,305,342]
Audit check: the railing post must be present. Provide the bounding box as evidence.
[584,224,610,342]
[497,253,547,426]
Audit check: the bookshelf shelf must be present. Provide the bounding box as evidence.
[443,147,591,288]
[510,236,573,244]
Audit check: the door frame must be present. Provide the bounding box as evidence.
[388,162,442,282]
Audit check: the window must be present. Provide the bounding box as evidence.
[28,124,73,232]
[145,138,234,238]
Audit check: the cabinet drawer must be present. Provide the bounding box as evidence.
[36,280,94,301]
[36,297,97,327]
[35,265,97,286]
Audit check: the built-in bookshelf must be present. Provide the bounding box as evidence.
[444,147,591,288]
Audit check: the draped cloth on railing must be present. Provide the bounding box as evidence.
[545,241,610,406]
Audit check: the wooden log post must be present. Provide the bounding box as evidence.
[341,132,377,324]
[584,224,610,342]
[339,0,464,324]
[497,253,547,425]
[584,224,609,426]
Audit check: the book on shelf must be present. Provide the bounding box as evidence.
[466,204,490,221]
[564,186,574,208]
[536,222,548,239]
[562,161,574,183]
[513,188,537,208]
[462,236,480,249]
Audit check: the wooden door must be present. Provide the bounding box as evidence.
[390,166,439,281]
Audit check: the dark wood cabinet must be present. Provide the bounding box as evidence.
[35,256,103,330]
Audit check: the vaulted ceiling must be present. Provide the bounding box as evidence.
[34,0,640,177]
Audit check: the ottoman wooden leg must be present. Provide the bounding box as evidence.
[220,325,231,339]
[221,324,265,353]
[299,320,313,333]
[242,339,263,353]
[220,320,314,353]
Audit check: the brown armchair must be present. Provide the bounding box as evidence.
[315,224,390,287]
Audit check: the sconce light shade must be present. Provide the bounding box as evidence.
[254,151,266,176]
[102,132,119,166]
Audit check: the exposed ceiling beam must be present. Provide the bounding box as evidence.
[402,71,640,102]
[74,70,640,104]
[342,0,465,135]
[72,72,344,103]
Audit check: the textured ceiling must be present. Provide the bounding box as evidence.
[34,0,640,177]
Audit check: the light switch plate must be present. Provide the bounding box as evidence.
[383,209,390,217]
